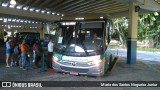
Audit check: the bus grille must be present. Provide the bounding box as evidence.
[60,66,89,73]
[59,61,90,67]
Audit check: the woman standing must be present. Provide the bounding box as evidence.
[6,37,12,67]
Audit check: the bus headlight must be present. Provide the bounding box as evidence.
[53,56,59,62]
[88,59,102,65]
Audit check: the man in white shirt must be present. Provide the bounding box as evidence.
[47,39,54,69]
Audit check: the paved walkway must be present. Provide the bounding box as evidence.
[0,57,160,90]
[111,49,160,62]
[0,48,160,90]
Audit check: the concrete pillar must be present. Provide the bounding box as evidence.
[40,23,51,39]
[0,29,4,39]
[46,23,50,34]
[127,2,138,64]
[40,24,45,39]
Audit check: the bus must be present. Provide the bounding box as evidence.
[52,19,118,76]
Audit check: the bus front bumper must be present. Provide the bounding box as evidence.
[52,61,105,77]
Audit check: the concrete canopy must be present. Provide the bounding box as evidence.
[0,0,160,30]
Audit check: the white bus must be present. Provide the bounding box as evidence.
[52,19,118,76]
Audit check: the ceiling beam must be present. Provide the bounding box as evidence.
[57,0,86,12]
[67,2,124,14]
[135,0,160,11]
[0,21,42,27]
[51,0,74,11]
[0,6,61,22]
[38,0,53,8]
[62,0,113,12]
[110,8,153,18]
[47,0,64,8]
[0,27,41,31]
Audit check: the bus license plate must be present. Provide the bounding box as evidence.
[70,71,78,75]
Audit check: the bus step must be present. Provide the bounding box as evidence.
[108,56,119,72]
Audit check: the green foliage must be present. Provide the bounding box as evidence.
[154,12,159,16]
[158,25,160,32]
[114,12,160,47]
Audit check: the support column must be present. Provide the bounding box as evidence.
[46,23,50,34]
[0,28,4,43]
[0,29,4,38]
[127,2,138,64]
[40,24,45,39]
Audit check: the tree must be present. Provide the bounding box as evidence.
[113,17,128,47]
[113,12,160,48]
[138,12,160,48]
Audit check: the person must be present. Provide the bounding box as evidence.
[92,33,102,49]
[13,42,21,67]
[33,41,38,63]
[5,37,13,67]
[18,42,22,68]
[33,40,41,68]
[21,40,32,70]
[92,33,101,43]
[10,37,16,67]
[47,38,54,69]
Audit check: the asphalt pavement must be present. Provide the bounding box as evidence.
[114,49,160,62]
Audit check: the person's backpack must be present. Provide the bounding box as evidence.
[14,45,19,54]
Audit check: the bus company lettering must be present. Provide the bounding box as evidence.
[62,55,100,61]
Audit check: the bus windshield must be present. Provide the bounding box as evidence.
[54,20,105,56]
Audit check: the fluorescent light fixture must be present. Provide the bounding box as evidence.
[47,11,51,14]
[20,20,23,22]
[10,0,17,5]
[4,29,6,31]
[100,17,103,19]
[2,3,8,7]
[8,26,11,29]
[12,19,16,22]
[52,12,55,15]
[9,4,15,8]
[62,22,76,25]
[41,10,45,13]
[28,21,31,23]
[32,21,35,23]
[36,22,38,24]
[16,19,20,22]
[23,7,28,10]
[35,9,40,12]
[3,19,7,22]
[57,13,60,15]
[16,6,22,9]
[24,20,28,23]
[8,19,12,21]
[62,14,64,16]
[29,8,34,11]
[75,17,84,20]
[0,18,3,20]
